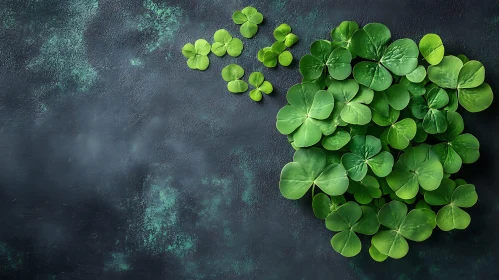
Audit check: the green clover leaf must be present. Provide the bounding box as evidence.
[221,64,248,93]
[372,201,436,259]
[424,179,478,231]
[328,79,373,125]
[182,39,211,70]
[260,42,294,68]
[279,148,349,199]
[386,118,417,150]
[428,55,493,112]
[351,23,419,91]
[232,6,263,38]
[274,23,299,47]
[248,72,273,102]
[347,175,382,204]
[386,145,443,199]
[312,193,346,219]
[300,40,353,81]
[341,135,394,181]
[330,21,359,57]
[419,33,445,65]
[211,29,243,57]
[276,83,335,147]
[326,202,380,257]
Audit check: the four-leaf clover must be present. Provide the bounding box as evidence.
[351,23,419,91]
[276,83,335,147]
[232,6,264,38]
[248,72,273,102]
[341,135,394,181]
[182,39,211,70]
[424,178,478,231]
[211,29,244,57]
[279,148,349,199]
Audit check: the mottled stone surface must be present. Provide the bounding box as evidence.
[1,0,499,279]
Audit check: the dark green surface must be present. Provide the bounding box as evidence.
[1,0,499,279]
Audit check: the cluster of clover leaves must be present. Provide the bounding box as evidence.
[182,6,300,102]
[276,21,491,261]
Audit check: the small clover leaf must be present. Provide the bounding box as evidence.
[424,179,478,231]
[386,145,443,199]
[211,29,243,57]
[328,79,373,125]
[248,72,273,102]
[428,55,493,112]
[326,202,380,257]
[330,21,359,57]
[347,175,382,204]
[406,65,427,83]
[221,64,248,93]
[386,118,417,150]
[300,40,353,81]
[232,6,263,38]
[261,42,294,68]
[273,24,299,47]
[279,148,349,199]
[276,83,335,147]
[351,23,419,91]
[372,201,436,259]
[341,135,394,181]
[419,33,445,65]
[312,193,346,219]
[182,39,211,70]
[322,130,351,151]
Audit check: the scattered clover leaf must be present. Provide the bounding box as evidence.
[279,148,349,199]
[424,179,478,231]
[372,201,436,259]
[326,202,380,257]
[274,23,299,47]
[276,83,335,147]
[419,33,445,65]
[221,64,248,93]
[341,135,394,181]
[232,6,263,38]
[248,72,273,102]
[182,39,211,70]
[211,29,243,57]
[260,42,293,68]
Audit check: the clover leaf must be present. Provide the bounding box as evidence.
[341,135,394,181]
[182,39,211,70]
[248,72,273,102]
[386,118,417,150]
[260,42,293,68]
[274,23,299,47]
[232,6,263,38]
[211,29,243,57]
[221,64,248,93]
[431,111,480,173]
[347,175,382,204]
[386,145,443,199]
[419,33,445,65]
[276,83,335,147]
[312,193,346,219]
[369,84,410,119]
[406,65,427,83]
[279,148,349,199]
[321,130,351,151]
[424,179,478,231]
[300,40,353,81]
[328,79,373,125]
[409,87,450,134]
[428,55,493,112]
[330,21,359,57]
[326,202,380,257]
[351,23,419,91]
[372,201,436,259]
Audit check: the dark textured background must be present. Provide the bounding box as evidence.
[1,0,499,279]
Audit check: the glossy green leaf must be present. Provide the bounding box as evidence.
[278,51,293,66]
[227,80,248,93]
[249,72,264,87]
[406,65,426,83]
[240,21,258,38]
[457,60,485,89]
[372,230,409,259]
[428,56,463,89]
[369,244,388,262]
[353,61,393,91]
[222,64,245,81]
[419,33,444,65]
[399,209,436,241]
[352,206,380,235]
[279,162,314,199]
[458,83,494,113]
[451,133,480,163]
[249,89,262,101]
[326,47,353,80]
[387,118,417,150]
[331,21,359,55]
[381,38,419,76]
[312,193,331,219]
[385,84,410,110]
[331,230,362,257]
[322,130,351,151]
[436,205,471,231]
[274,23,291,41]
[351,23,391,60]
